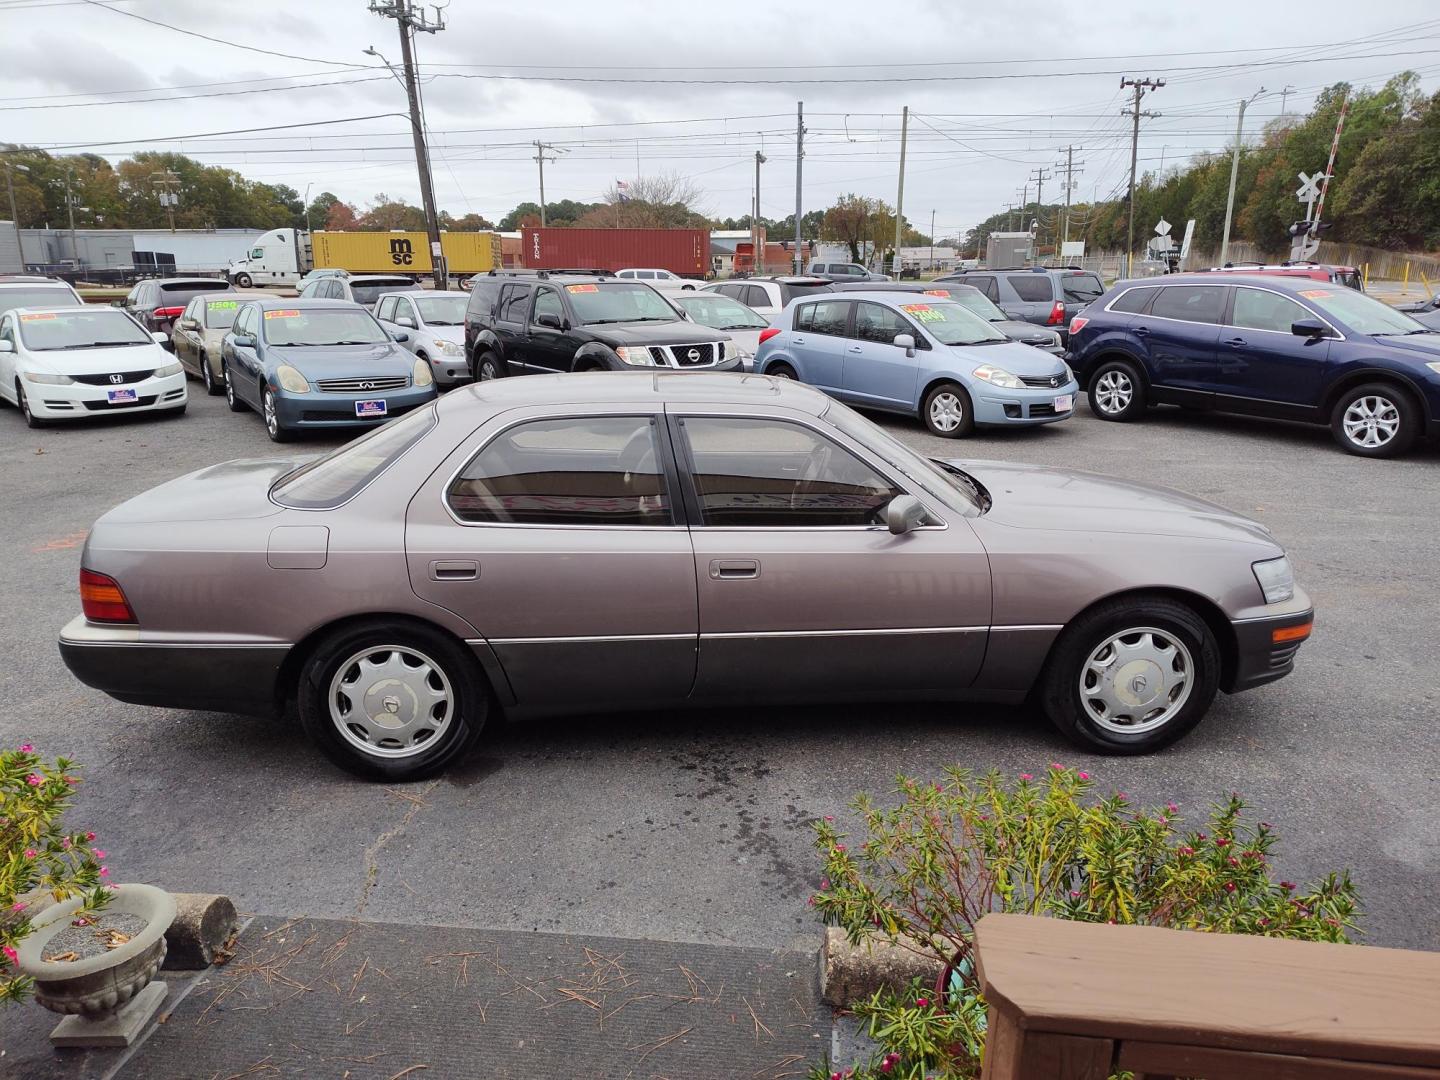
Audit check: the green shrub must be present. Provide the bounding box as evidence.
[808,766,1359,1080]
[1,746,111,1004]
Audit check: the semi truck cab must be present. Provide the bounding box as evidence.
[226,229,308,287]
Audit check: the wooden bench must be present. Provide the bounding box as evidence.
[974,913,1440,1079]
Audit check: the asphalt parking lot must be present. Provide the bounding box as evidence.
[3,384,1437,954]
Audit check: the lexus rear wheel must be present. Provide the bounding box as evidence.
[1088,360,1146,421]
[298,621,488,780]
[1039,596,1219,754]
[922,382,974,438]
[1330,382,1418,458]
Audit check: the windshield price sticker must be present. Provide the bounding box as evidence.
[264,309,301,319]
[923,289,949,296]
[209,300,239,310]
[19,313,57,321]
[1298,289,1332,299]
[565,284,599,293]
[900,303,945,323]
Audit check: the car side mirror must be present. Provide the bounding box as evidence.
[391,331,410,343]
[535,311,564,330]
[151,331,169,345]
[893,332,916,357]
[1290,318,1327,339]
[883,494,929,535]
[0,340,13,353]
[398,316,417,329]
[231,334,256,349]
[179,318,198,330]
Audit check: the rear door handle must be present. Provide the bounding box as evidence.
[1224,337,1247,347]
[1132,326,1150,337]
[847,345,863,353]
[792,336,807,345]
[429,559,478,581]
[709,559,759,580]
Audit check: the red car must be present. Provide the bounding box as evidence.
[1200,261,1363,291]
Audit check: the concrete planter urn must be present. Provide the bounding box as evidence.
[16,884,177,1047]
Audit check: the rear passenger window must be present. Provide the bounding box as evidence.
[804,299,850,336]
[1007,275,1054,302]
[497,284,530,322]
[745,285,770,310]
[1150,286,1224,325]
[447,416,673,527]
[1231,288,1310,334]
[969,276,999,302]
[376,296,397,321]
[468,279,501,320]
[1109,287,1156,314]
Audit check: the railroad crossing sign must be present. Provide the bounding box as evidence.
[1296,171,1325,201]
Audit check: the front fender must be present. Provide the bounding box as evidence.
[574,341,620,371]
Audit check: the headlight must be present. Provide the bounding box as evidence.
[1062,363,1075,383]
[154,361,183,378]
[275,364,310,393]
[434,339,463,356]
[1426,361,1440,375]
[21,370,73,385]
[413,357,434,387]
[972,365,1025,389]
[1252,556,1295,605]
[615,346,657,366]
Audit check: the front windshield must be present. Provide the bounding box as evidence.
[565,282,678,324]
[204,299,240,329]
[413,295,467,325]
[0,287,82,317]
[261,307,390,346]
[1304,288,1429,335]
[823,398,980,515]
[895,300,1005,345]
[924,287,1005,322]
[676,294,768,330]
[18,310,150,350]
[352,280,418,306]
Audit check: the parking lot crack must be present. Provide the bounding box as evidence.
[356,781,440,916]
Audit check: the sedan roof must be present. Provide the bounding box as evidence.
[246,296,364,310]
[439,370,832,416]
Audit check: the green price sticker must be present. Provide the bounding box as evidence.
[208,300,239,310]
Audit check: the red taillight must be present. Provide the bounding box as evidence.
[80,569,136,624]
[1069,316,1090,336]
[759,327,781,344]
[153,306,186,319]
[1046,301,1066,326]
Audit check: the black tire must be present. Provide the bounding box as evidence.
[223,362,247,412]
[921,381,975,438]
[1329,381,1419,458]
[17,383,46,428]
[262,387,293,443]
[1086,358,1146,422]
[200,353,222,396]
[235,272,253,289]
[297,620,489,781]
[474,351,505,382]
[764,361,797,380]
[1039,596,1220,755]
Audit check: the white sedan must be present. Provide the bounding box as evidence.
[0,307,186,427]
[614,268,700,291]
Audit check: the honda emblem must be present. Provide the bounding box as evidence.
[109,374,123,385]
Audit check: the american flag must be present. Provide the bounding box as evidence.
[616,179,631,203]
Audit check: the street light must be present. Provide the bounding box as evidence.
[303,181,314,234]
[5,160,29,268]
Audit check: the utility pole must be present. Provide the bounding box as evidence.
[752,150,766,274]
[1220,89,1264,266]
[368,0,447,289]
[5,160,28,268]
[1121,76,1164,277]
[64,169,78,269]
[929,208,935,273]
[1029,167,1051,253]
[1279,84,1296,118]
[794,101,805,274]
[150,171,181,232]
[532,141,560,226]
[892,105,908,277]
[1055,146,1085,250]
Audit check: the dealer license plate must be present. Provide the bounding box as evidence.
[106,388,138,404]
[355,399,388,418]
[1054,394,1074,412]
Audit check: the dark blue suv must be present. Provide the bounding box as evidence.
[1068,273,1440,457]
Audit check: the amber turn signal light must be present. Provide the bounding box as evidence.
[1272,620,1313,644]
[80,568,137,624]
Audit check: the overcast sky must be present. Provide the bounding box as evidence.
[3,0,1439,239]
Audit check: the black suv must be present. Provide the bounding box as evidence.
[464,271,740,380]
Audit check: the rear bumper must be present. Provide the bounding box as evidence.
[1224,594,1314,694]
[58,616,287,717]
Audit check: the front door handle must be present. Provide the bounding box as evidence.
[429,559,478,581]
[709,559,759,580]
[1223,337,1247,347]
[792,336,807,345]
[847,345,863,353]
[1132,326,1150,337]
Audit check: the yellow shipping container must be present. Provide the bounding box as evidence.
[312,231,502,275]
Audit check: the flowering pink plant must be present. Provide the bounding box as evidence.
[1,746,110,1005]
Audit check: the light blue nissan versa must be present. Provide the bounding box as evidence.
[753,291,1079,437]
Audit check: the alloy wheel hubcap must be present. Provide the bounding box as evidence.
[929,392,964,432]
[328,645,453,759]
[479,360,497,381]
[264,391,277,434]
[1080,626,1193,733]
[1342,395,1399,448]
[1094,370,1133,414]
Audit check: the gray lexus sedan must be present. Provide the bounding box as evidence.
[59,373,1313,780]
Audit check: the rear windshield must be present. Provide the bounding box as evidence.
[781,282,833,300]
[1061,273,1105,303]
[261,307,390,346]
[271,405,437,509]
[204,298,241,329]
[17,309,150,350]
[160,281,230,308]
[352,280,419,305]
[923,286,1006,322]
[414,295,467,325]
[0,285,81,316]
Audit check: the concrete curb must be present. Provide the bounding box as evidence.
[820,927,946,1008]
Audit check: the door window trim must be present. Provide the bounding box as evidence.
[665,411,945,532]
[440,412,689,530]
[1110,283,1230,328]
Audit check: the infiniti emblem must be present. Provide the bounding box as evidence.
[360,381,375,390]
[109,373,124,385]
[687,348,701,363]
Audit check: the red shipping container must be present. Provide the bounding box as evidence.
[521,227,710,277]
